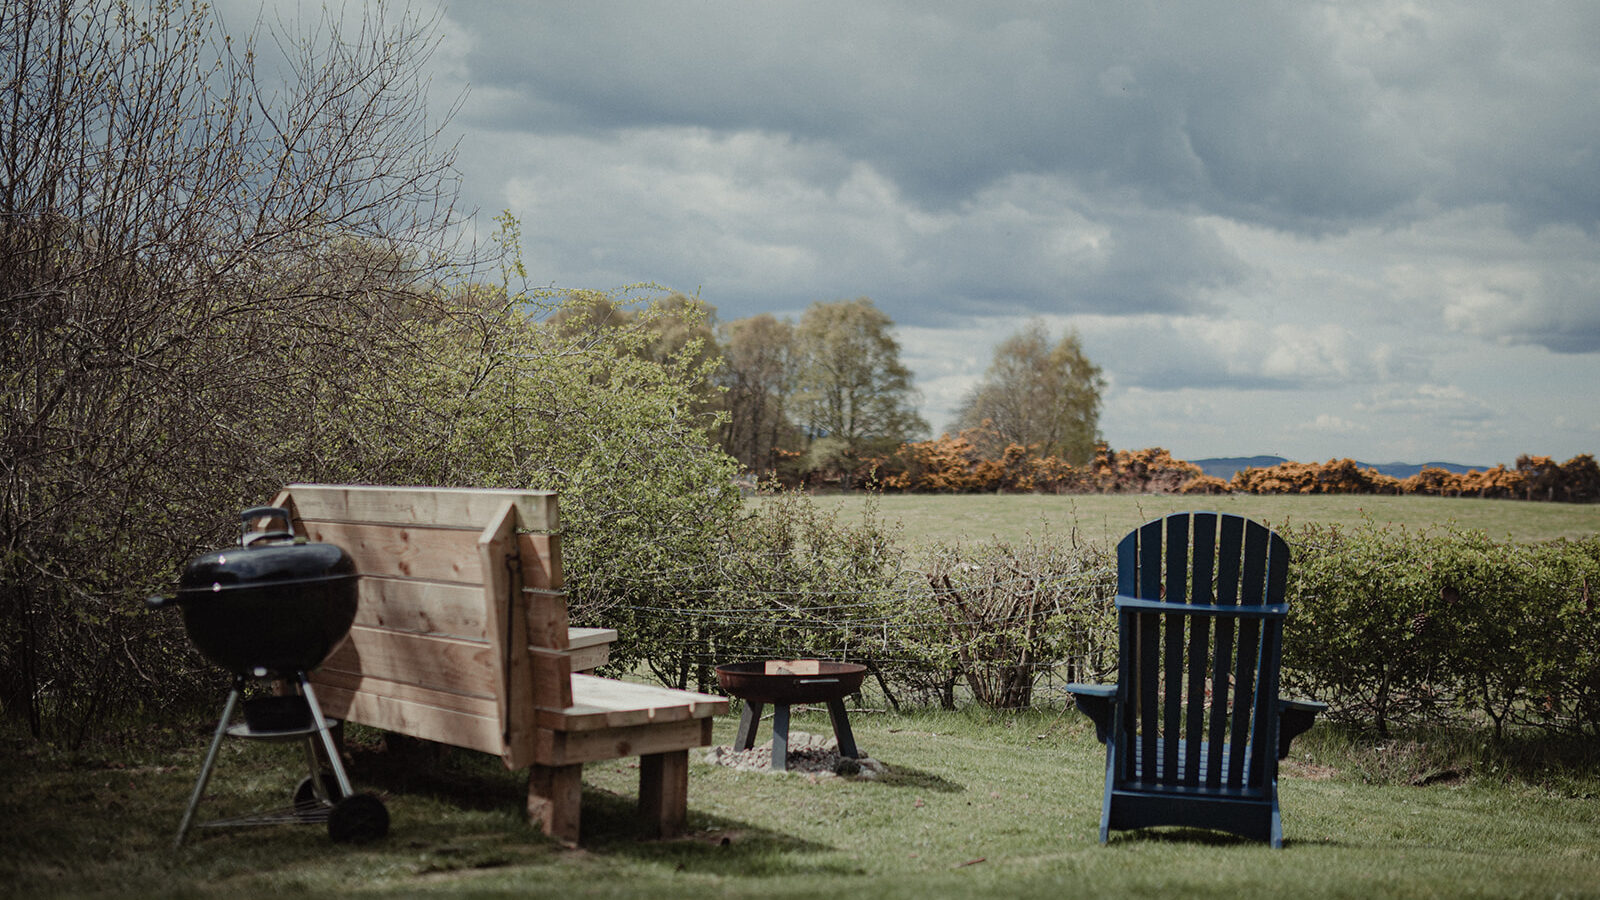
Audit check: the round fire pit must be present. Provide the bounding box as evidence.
[714,660,868,705]
[715,660,867,772]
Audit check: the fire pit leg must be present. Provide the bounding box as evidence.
[826,698,860,759]
[770,704,791,772]
[734,701,764,751]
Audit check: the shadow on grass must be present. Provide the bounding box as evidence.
[1107,827,1266,849]
[1106,827,1343,850]
[873,762,964,793]
[345,739,517,812]
[341,740,836,872]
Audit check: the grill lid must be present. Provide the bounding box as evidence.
[176,538,354,596]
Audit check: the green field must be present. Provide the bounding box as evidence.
[6,711,1600,899]
[784,492,1599,547]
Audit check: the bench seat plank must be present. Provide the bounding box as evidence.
[538,674,728,733]
[535,717,715,766]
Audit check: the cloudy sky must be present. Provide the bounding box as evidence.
[292,2,1600,464]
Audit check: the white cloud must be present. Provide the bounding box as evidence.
[1297,414,1365,435]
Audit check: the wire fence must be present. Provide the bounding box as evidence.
[569,550,1121,709]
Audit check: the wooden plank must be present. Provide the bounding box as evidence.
[1241,519,1270,606]
[1206,614,1235,787]
[480,500,532,766]
[638,751,689,838]
[312,680,503,755]
[298,520,485,583]
[1228,616,1262,787]
[567,627,618,651]
[1160,514,1186,781]
[285,484,559,532]
[526,764,582,846]
[319,625,497,697]
[309,668,498,718]
[561,628,615,672]
[1116,528,1138,597]
[524,587,569,649]
[765,659,820,675]
[534,716,712,766]
[566,643,610,674]
[518,532,562,591]
[1191,513,1218,605]
[1138,519,1163,600]
[1137,611,1159,779]
[353,577,488,639]
[537,674,727,732]
[531,647,574,711]
[1217,514,1244,606]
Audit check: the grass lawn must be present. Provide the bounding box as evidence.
[785,492,1600,547]
[6,708,1600,898]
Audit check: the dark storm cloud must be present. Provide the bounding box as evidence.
[445,2,1600,236]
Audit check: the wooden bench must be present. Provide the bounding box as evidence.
[267,483,727,844]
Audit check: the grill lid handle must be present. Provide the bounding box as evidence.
[239,506,294,546]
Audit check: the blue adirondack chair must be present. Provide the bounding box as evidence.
[1067,512,1326,848]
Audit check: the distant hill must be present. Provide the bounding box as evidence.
[1189,456,1488,482]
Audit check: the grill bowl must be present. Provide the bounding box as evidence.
[153,507,358,677]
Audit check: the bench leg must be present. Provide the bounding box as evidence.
[638,750,689,838]
[527,763,582,846]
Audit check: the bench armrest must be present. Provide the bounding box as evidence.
[1065,683,1117,744]
[1277,698,1328,759]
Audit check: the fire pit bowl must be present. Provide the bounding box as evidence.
[715,661,867,705]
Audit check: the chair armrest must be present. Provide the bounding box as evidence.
[1065,683,1117,744]
[1277,698,1328,759]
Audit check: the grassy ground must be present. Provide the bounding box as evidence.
[786,493,1599,547]
[6,708,1600,899]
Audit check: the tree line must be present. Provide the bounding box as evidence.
[564,294,1108,489]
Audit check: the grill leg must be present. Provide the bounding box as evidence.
[298,675,353,798]
[300,738,331,805]
[175,683,242,847]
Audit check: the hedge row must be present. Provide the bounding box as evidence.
[585,500,1600,739]
[1284,523,1600,738]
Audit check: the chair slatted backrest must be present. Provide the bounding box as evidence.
[1115,512,1289,793]
[272,484,570,770]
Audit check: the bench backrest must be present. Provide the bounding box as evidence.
[273,484,570,769]
[1112,512,1290,793]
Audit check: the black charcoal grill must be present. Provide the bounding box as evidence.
[148,506,387,845]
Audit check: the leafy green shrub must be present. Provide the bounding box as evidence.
[1520,538,1600,738]
[1284,524,1600,739]
[594,490,928,697]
